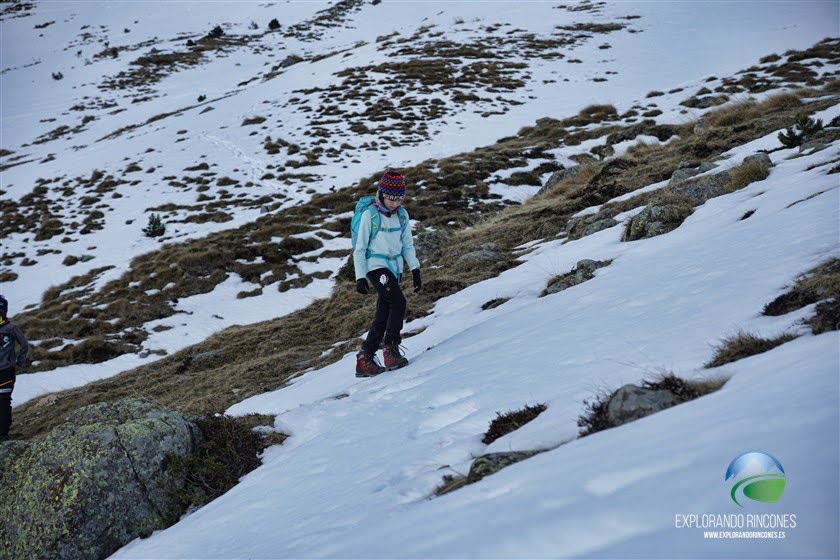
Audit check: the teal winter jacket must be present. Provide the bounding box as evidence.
[353,205,420,281]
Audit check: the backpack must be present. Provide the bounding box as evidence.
[350,195,408,250]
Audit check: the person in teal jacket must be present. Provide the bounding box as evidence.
[353,171,422,377]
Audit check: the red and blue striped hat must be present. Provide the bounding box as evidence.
[378,171,406,200]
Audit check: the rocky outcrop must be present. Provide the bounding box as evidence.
[0,399,201,560]
[467,451,543,483]
[606,384,680,427]
[414,229,452,262]
[541,259,610,297]
[567,209,619,240]
[456,243,503,266]
[668,161,718,187]
[623,198,695,241]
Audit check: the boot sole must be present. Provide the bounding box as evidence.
[385,360,409,371]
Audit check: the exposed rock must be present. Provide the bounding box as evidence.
[541,259,610,296]
[456,243,502,266]
[668,161,718,186]
[467,450,542,482]
[606,384,680,427]
[743,153,773,168]
[567,209,619,240]
[623,201,695,241]
[0,399,201,560]
[582,218,619,237]
[671,170,732,205]
[0,440,31,494]
[280,54,304,68]
[414,229,452,262]
[537,165,581,196]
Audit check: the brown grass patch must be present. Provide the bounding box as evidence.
[705,330,799,368]
[763,259,840,334]
[703,99,759,128]
[482,403,547,445]
[724,158,771,192]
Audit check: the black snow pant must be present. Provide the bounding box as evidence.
[0,367,14,439]
[362,268,406,356]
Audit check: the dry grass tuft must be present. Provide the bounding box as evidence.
[724,158,771,192]
[703,99,760,128]
[482,403,547,445]
[705,330,799,368]
[763,259,840,334]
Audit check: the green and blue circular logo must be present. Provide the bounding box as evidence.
[725,451,786,507]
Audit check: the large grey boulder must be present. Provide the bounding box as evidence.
[606,384,680,427]
[0,399,201,560]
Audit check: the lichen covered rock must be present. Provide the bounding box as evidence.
[606,384,681,427]
[541,259,611,297]
[0,398,201,560]
[468,451,542,483]
[623,201,694,241]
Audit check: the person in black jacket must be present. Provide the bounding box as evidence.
[0,295,29,441]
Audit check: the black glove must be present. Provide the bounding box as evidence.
[356,278,369,295]
[412,269,422,293]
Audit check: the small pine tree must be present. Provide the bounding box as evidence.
[209,25,224,39]
[143,214,165,238]
[778,113,823,148]
[268,18,280,30]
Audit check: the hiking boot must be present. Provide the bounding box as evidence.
[356,351,386,377]
[381,341,409,371]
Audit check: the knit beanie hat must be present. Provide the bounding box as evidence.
[0,295,7,318]
[378,171,406,200]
